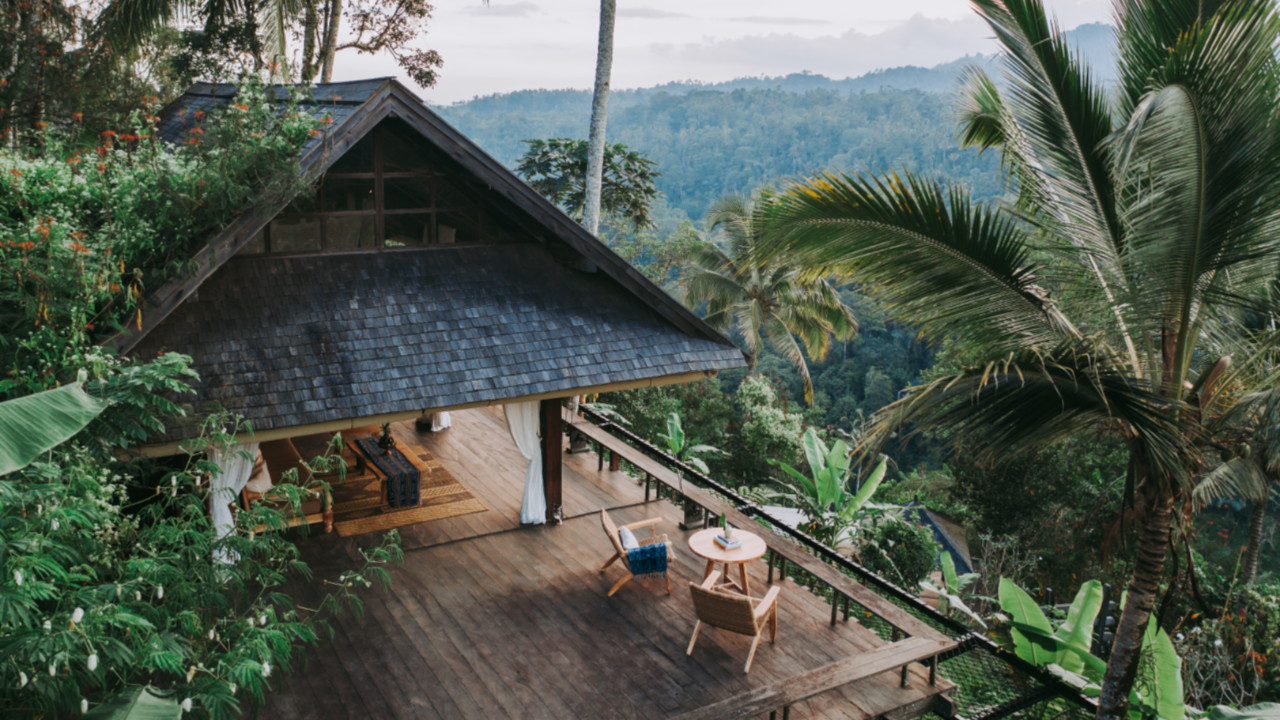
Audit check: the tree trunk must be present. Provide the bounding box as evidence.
[301,0,320,83]
[1097,490,1173,720]
[1241,496,1267,585]
[319,0,344,82]
[582,0,616,236]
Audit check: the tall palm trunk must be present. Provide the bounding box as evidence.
[319,0,343,82]
[1098,490,1173,720]
[1241,496,1268,585]
[582,0,615,236]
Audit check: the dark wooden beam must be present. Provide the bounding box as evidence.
[539,398,563,523]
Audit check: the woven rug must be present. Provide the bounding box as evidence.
[334,443,486,537]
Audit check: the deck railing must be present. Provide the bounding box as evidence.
[571,405,1099,720]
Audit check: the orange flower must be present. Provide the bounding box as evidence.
[18,241,35,251]
[96,162,106,172]
[8,169,21,177]
[235,103,249,111]
[72,112,83,122]
[101,129,116,138]
[70,242,89,254]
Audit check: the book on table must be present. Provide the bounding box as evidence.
[713,534,741,550]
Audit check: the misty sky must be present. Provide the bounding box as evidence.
[332,0,1112,104]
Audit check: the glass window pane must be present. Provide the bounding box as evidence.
[325,215,377,250]
[384,177,433,210]
[327,134,374,174]
[321,178,375,213]
[269,217,322,253]
[385,214,433,247]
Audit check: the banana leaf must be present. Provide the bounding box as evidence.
[999,578,1058,667]
[0,382,108,476]
[84,687,181,719]
[1054,580,1103,674]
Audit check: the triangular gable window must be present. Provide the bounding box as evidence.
[241,120,518,255]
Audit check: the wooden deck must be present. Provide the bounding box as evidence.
[259,407,954,719]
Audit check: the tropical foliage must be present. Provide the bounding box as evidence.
[516,138,661,231]
[759,0,1280,714]
[681,193,857,404]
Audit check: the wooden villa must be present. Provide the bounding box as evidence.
[119,79,967,719]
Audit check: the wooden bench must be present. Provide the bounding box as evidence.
[241,438,333,532]
[672,636,953,720]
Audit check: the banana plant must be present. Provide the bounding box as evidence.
[657,412,724,474]
[770,428,888,546]
[920,552,986,628]
[997,578,1184,720]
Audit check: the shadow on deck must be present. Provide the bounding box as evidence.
[260,408,954,719]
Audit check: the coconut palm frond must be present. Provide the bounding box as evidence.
[861,342,1188,487]
[956,66,1007,153]
[762,170,1061,357]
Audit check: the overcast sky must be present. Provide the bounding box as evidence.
[332,0,1112,104]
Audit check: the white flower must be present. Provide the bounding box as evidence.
[42,620,51,632]
[48,664,56,677]
[87,654,98,672]
[135,591,141,601]
[228,683,236,695]
[81,698,88,714]
[181,698,193,712]
[157,585,164,599]
[261,661,272,678]
[208,629,215,640]
[77,368,88,383]
[71,608,84,625]
[246,616,254,627]
[259,614,267,626]
[18,671,28,688]
[13,570,22,586]
[186,666,195,683]
[1214,638,1224,648]
[50,519,59,531]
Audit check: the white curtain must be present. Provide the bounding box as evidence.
[504,402,544,525]
[208,442,258,563]
[431,411,453,432]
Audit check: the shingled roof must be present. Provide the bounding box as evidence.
[124,79,746,444]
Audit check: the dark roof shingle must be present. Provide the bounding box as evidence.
[135,245,744,440]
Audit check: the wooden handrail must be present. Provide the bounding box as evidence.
[671,636,952,720]
[566,410,950,644]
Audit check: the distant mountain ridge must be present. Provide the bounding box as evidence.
[435,23,1113,220]
[440,23,1116,114]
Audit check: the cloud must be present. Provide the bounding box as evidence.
[463,1,538,17]
[619,7,690,19]
[645,14,992,80]
[728,16,823,26]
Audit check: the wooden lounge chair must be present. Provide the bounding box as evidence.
[686,571,781,673]
[599,509,675,596]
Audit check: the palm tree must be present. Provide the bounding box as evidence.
[1199,395,1279,586]
[757,1,1280,717]
[582,0,616,236]
[682,194,857,404]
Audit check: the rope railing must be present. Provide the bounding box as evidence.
[574,405,1100,720]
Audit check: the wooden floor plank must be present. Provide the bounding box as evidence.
[258,408,954,720]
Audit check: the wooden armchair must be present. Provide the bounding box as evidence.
[599,509,676,596]
[241,439,333,533]
[687,571,781,673]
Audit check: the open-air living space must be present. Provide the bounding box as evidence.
[8,1,1280,719]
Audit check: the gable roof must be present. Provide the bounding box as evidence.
[113,78,732,355]
[123,79,745,444]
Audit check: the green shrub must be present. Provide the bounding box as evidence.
[858,518,940,588]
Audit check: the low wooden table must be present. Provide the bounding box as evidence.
[346,427,429,510]
[687,527,768,597]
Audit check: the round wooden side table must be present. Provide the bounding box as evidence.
[687,527,768,596]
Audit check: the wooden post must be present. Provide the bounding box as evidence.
[540,399,563,524]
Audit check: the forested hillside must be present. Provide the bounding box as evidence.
[438,85,1003,219]
[435,22,1114,220]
